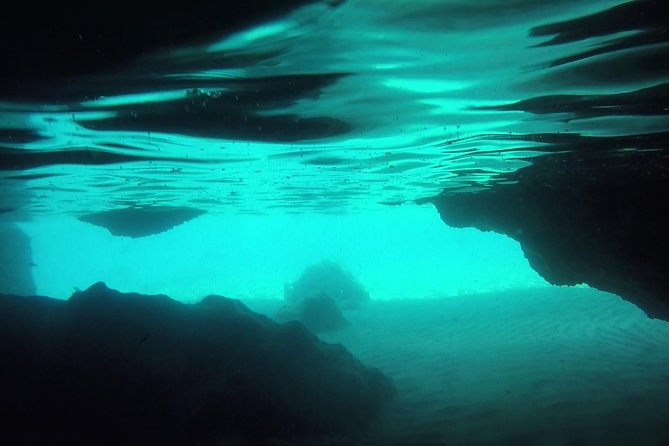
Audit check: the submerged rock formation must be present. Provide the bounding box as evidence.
[0,223,35,295]
[285,260,370,310]
[0,282,395,445]
[432,148,669,320]
[277,292,349,333]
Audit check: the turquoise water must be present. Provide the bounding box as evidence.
[2,0,665,300]
[1,1,669,444]
[17,205,548,301]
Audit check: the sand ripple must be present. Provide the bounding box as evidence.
[321,287,669,445]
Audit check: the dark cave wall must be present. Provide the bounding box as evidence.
[0,223,36,296]
[432,149,669,321]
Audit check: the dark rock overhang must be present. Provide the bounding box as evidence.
[431,143,669,320]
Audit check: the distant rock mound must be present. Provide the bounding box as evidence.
[277,292,349,333]
[285,259,370,310]
[0,282,395,445]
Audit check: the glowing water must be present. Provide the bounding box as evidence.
[19,204,549,301]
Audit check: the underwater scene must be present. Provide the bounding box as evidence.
[1,0,668,444]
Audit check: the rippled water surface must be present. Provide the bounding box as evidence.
[1,0,667,216]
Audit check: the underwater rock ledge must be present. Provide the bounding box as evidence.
[0,282,395,445]
[432,149,669,321]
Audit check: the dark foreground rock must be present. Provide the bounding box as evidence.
[0,282,395,445]
[432,147,669,321]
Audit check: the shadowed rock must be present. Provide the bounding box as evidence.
[0,282,395,445]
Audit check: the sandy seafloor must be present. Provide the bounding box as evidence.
[247,286,669,445]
